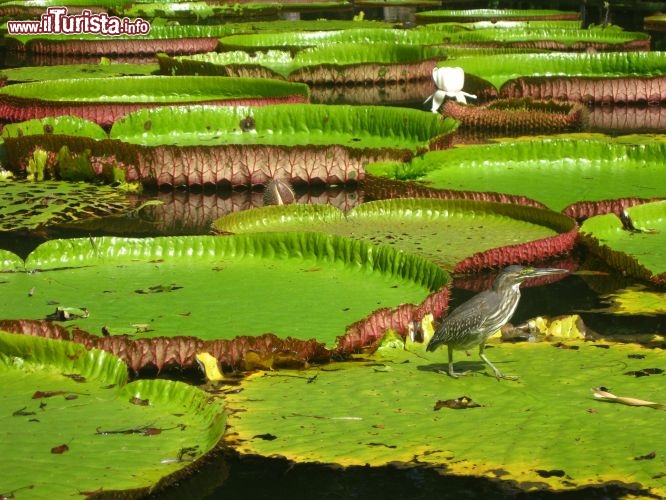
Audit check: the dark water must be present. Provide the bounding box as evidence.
[2,5,666,499]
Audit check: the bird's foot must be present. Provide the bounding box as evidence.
[436,368,470,378]
[492,370,519,381]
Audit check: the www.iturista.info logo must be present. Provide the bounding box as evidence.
[7,7,150,36]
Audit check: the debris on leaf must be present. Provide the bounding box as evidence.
[46,307,89,321]
[514,315,591,341]
[551,342,580,350]
[129,396,150,406]
[624,368,664,377]
[634,451,656,461]
[51,444,69,454]
[62,373,86,383]
[134,284,183,294]
[13,406,36,417]
[196,352,224,382]
[434,396,482,411]
[591,387,666,410]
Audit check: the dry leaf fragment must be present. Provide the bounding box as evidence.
[591,387,666,410]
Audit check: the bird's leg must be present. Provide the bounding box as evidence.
[447,345,469,378]
[479,344,518,381]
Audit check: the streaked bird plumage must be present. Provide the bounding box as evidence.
[426,265,568,380]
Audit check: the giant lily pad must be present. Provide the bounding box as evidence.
[419,25,650,52]
[579,200,666,284]
[365,135,666,219]
[106,104,457,186]
[0,331,226,498]
[440,52,666,104]
[0,234,449,362]
[415,8,580,24]
[0,76,310,126]
[212,199,576,272]
[439,98,585,132]
[159,43,445,84]
[0,180,132,232]
[224,340,666,496]
[217,28,449,52]
[0,63,160,84]
[2,105,457,187]
[0,249,23,272]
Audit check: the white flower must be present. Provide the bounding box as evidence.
[425,66,477,113]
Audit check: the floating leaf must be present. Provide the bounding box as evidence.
[580,201,666,284]
[0,76,310,126]
[1,234,448,353]
[415,9,580,24]
[437,52,666,103]
[0,180,132,232]
[589,285,666,316]
[213,199,575,272]
[225,341,666,495]
[365,136,666,217]
[0,331,226,498]
[591,387,666,410]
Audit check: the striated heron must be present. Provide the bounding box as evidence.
[426,265,568,380]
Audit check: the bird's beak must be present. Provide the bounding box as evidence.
[524,267,569,278]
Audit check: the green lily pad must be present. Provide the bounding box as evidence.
[107,104,456,186]
[416,22,649,51]
[591,285,666,316]
[419,20,587,31]
[0,76,310,126]
[0,233,448,348]
[579,200,666,284]
[0,330,225,498]
[365,136,666,217]
[415,8,580,24]
[2,115,108,140]
[0,249,23,272]
[0,63,160,84]
[217,28,448,51]
[224,340,666,496]
[159,43,445,83]
[0,180,132,232]
[440,52,666,103]
[212,199,576,272]
[110,104,454,150]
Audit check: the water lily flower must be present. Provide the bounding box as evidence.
[425,66,477,113]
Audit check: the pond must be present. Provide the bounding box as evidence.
[1,3,665,499]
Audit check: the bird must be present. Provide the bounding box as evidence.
[426,265,568,380]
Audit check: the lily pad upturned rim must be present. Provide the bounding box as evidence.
[159,43,445,83]
[216,28,448,51]
[12,232,450,365]
[579,200,666,285]
[438,51,666,93]
[23,232,448,291]
[0,76,310,126]
[109,103,457,151]
[223,340,666,497]
[0,180,133,233]
[0,330,226,498]
[415,8,581,24]
[212,198,577,273]
[0,75,310,103]
[364,135,666,218]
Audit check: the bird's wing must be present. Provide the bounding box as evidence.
[427,292,491,351]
